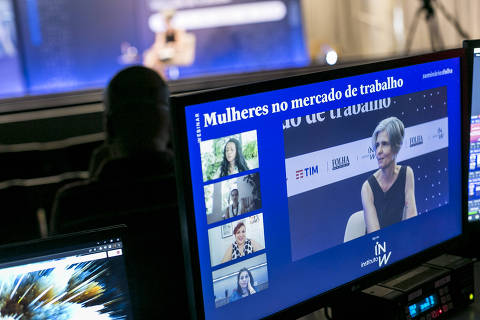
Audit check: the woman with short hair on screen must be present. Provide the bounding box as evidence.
[222,222,261,263]
[217,138,249,178]
[361,116,417,233]
[229,267,256,302]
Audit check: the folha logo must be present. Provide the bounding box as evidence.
[332,156,350,170]
[409,135,424,147]
[360,240,392,268]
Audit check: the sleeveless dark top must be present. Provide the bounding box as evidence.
[367,166,406,229]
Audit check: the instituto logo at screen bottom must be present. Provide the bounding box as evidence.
[360,240,392,268]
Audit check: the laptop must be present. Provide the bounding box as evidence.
[0,225,134,319]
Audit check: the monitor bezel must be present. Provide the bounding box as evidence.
[171,48,468,319]
[0,224,128,262]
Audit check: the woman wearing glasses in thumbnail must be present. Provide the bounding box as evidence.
[361,117,417,233]
[222,222,261,263]
[229,267,256,302]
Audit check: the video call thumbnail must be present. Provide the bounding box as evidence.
[208,213,265,267]
[204,172,262,224]
[200,130,259,182]
[284,88,449,261]
[212,253,268,308]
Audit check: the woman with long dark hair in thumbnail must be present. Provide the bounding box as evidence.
[361,117,417,233]
[229,267,256,302]
[222,222,261,263]
[218,138,249,178]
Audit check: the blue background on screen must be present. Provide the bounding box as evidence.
[184,58,462,320]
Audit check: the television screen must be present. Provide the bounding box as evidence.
[466,45,480,222]
[172,50,465,319]
[1,0,308,100]
[0,0,24,98]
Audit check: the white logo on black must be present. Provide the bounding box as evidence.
[361,240,392,268]
[375,241,392,267]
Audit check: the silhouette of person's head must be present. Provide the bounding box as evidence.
[104,66,170,157]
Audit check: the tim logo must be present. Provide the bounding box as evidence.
[375,241,392,267]
[296,165,318,180]
[409,135,423,147]
[360,240,392,268]
[295,170,304,180]
[332,156,350,170]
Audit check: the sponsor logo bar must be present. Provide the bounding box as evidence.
[285,118,448,197]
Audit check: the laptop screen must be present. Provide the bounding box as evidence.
[0,227,133,319]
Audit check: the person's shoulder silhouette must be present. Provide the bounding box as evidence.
[50,64,175,235]
[51,65,174,233]
[50,66,188,318]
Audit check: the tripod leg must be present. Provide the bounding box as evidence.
[405,7,423,55]
[434,0,471,39]
[427,13,444,51]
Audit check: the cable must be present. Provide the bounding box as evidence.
[433,0,470,39]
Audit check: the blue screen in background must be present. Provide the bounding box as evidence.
[143,0,308,79]
[1,0,308,100]
[15,0,141,95]
[183,58,462,319]
[0,0,25,98]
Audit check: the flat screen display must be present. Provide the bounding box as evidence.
[0,229,133,319]
[174,52,463,319]
[467,47,480,222]
[0,0,24,98]
[1,0,307,100]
